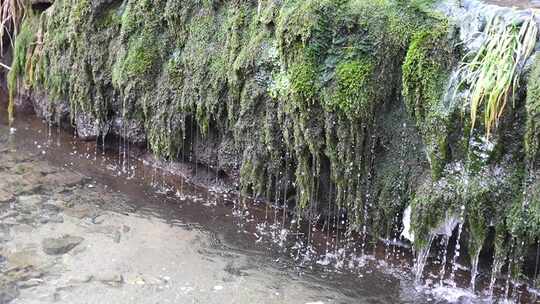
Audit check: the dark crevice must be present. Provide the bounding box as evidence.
[32,2,53,12]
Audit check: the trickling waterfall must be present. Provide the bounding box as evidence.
[414,234,436,282]
[402,0,540,298]
[469,247,481,292]
[438,235,451,286]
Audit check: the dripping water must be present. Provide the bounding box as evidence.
[438,235,450,286]
[448,206,465,287]
[414,234,435,283]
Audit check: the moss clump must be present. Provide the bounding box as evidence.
[402,25,456,178]
[7,16,39,123]
[289,57,319,109]
[121,36,159,78]
[525,56,540,165]
[411,174,461,249]
[327,58,374,119]
[403,27,452,120]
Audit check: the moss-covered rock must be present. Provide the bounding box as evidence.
[402,24,458,178]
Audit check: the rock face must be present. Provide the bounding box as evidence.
[4,0,540,285]
[42,235,84,255]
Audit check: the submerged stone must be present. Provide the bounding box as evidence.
[42,235,84,255]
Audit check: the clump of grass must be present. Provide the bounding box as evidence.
[458,14,538,137]
[0,0,26,53]
[7,16,39,125]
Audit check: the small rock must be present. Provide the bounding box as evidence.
[42,235,84,255]
[113,230,121,243]
[16,278,43,289]
[67,275,94,284]
[44,172,86,188]
[41,203,62,213]
[97,274,124,287]
[17,195,44,208]
[64,206,96,219]
[15,214,35,225]
[0,190,14,204]
[33,162,57,175]
[38,214,64,224]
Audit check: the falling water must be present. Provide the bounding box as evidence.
[414,234,435,282]
[438,235,450,286]
[391,214,400,262]
[469,249,481,292]
[448,224,463,286]
[504,239,516,301]
[488,251,505,298]
[535,241,540,290]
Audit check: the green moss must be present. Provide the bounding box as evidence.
[402,26,452,121]
[466,179,489,264]
[97,6,122,29]
[123,36,159,78]
[7,16,39,123]
[289,57,319,109]
[411,176,460,249]
[525,56,540,164]
[166,51,184,88]
[69,0,91,30]
[402,25,456,179]
[327,58,374,119]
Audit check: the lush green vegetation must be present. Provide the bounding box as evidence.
[458,15,538,138]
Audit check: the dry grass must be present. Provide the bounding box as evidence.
[458,14,538,137]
